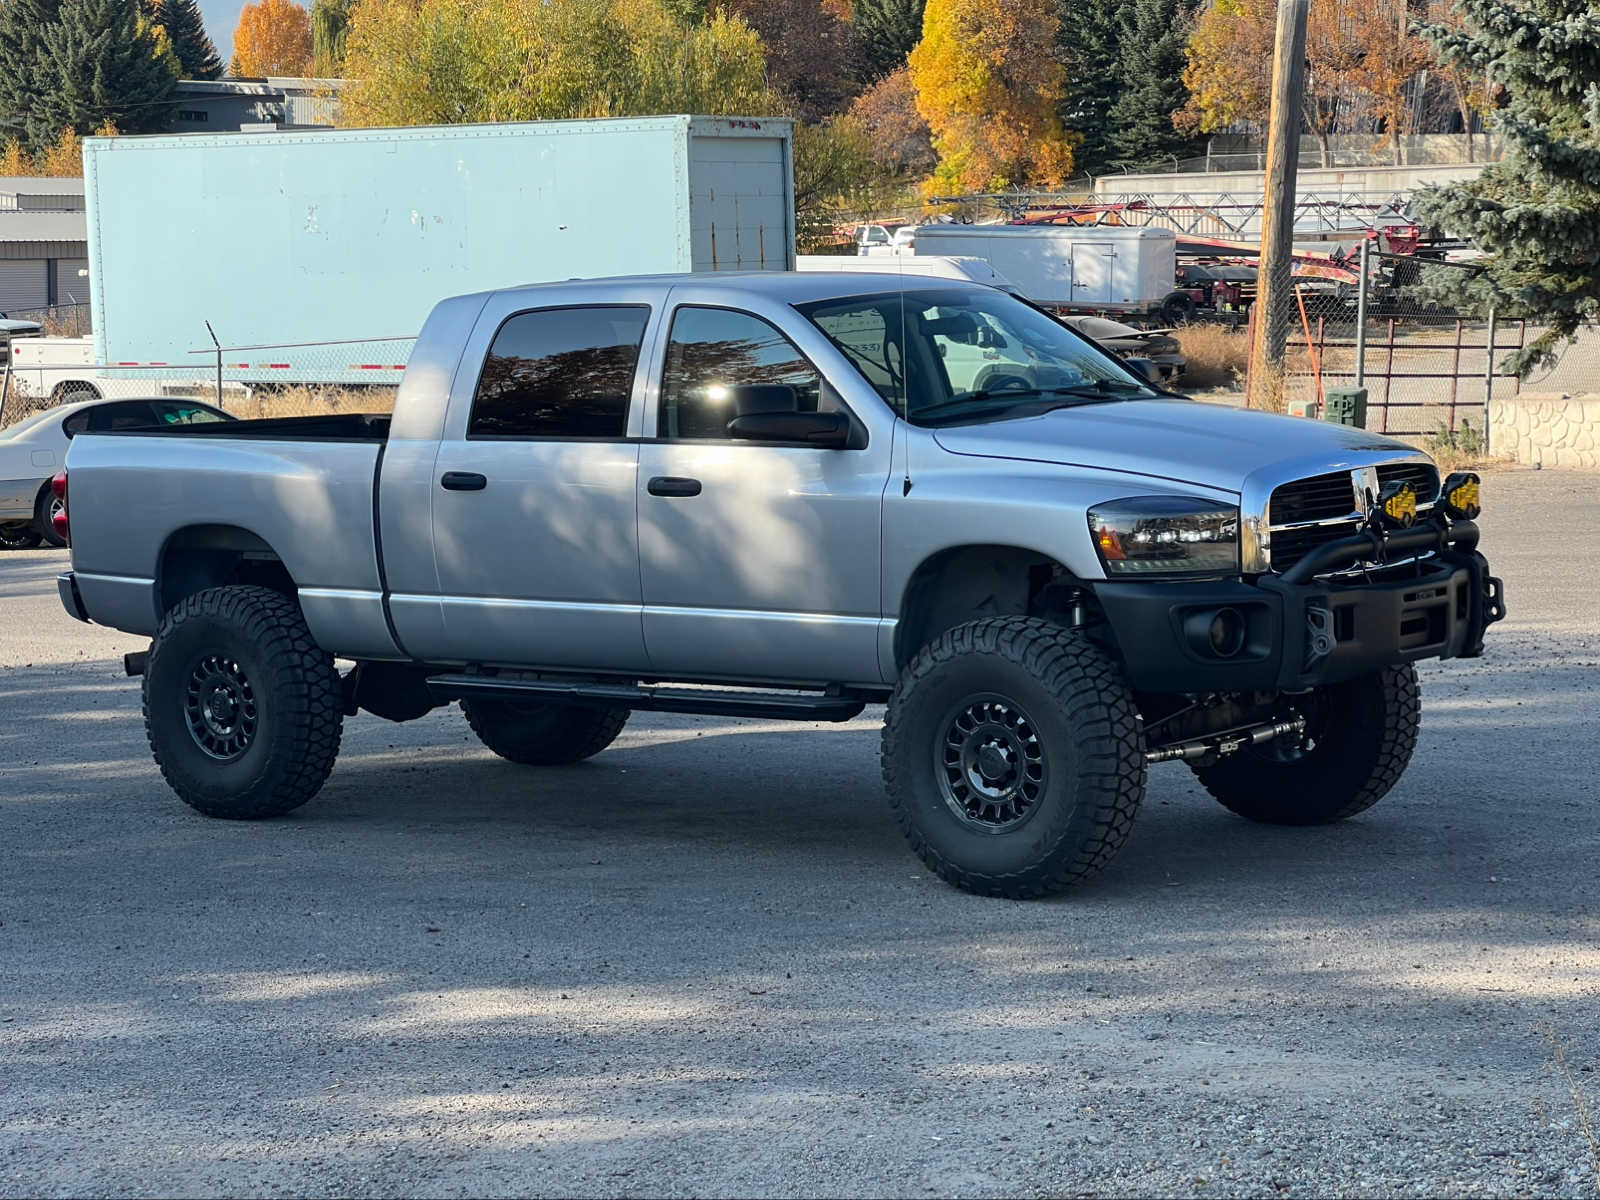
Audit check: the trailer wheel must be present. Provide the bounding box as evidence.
[882,616,1146,899]
[1190,666,1420,825]
[144,585,343,819]
[49,380,100,404]
[1159,291,1197,325]
[461,700,630,766]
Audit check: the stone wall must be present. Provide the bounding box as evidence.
[1490,392,1600,468]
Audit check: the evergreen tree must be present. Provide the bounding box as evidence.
[1055,0,1123,176]
[0,0,65,150]
[855,0,924,78]
[1105,0,1202,170]
[34,0,179,145]
[1415,0,1600,373]
[311,0,353,74]
[159,0,223,78]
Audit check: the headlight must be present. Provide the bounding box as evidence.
[1088,496,1241,578]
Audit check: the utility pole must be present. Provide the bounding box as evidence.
[1246,0,1309,410]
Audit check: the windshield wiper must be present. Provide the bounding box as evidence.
[913,382,1149,424]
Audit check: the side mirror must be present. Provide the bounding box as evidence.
[1121,357,1162,386]
[726,410,851,448]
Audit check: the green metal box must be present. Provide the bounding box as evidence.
[1323,386,1368,428]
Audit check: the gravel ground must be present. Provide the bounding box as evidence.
[1,468,1597,1198]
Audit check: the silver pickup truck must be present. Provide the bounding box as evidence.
[56,273,1505,897]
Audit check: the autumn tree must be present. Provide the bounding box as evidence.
[1352,0,1433,165]
[854,0,924,78]
[159,0,222,78]
[849,65,935,177]
[1176,0,1274,137]
[310,0,353,74]
[908,0,1075,194]
[1426,0,1495,162]
[231,0,313,77]
[723,0,865,121]
[1415,0,1600,372]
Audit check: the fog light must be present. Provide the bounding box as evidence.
[1376,480,1417,529]
[1208,607,1247,657]
[1440,471,1481,519]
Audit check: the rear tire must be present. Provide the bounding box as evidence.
[34,488,64,548]
[0,521,40,550]
[1190,665,1420,825]
[881,617,1147,899]
[144,585,343,819]
[462,700,629,766]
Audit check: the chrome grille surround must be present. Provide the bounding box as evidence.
[1237,449,1440,575]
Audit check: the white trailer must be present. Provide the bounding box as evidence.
[910,224,1180,317]
[795,254,1021,293]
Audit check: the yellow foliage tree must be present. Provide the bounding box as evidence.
[231,0,313,77]
[1176,0,1273,136]
[907,0,1075,195]
[338,0,776,128]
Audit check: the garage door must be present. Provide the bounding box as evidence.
[52,258,90,306]
[0,260,48,314]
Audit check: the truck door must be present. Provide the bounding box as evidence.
[635,300,891,684]
[422,297,654,670]
[1070,243,1115,305]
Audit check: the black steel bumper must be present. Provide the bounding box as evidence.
[1094,518,1506,694]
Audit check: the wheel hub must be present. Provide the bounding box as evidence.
[937,694,1047,830]
[184,655,257,761]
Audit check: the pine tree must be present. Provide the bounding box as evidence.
[34,0,180,145]
[0,0,65,150]
[855,0,925,78]
[159,0,223,78]
[1105,0,1203,171]
[1415,0,1600,373]
[1055,0,1122,176]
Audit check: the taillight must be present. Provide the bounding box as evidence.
[50,470,68,545]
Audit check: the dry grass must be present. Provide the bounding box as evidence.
[1176,324,1251,391]
[224,386,397,421]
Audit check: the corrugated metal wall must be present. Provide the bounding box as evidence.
[52,258,89,305]
[0,260,48,313]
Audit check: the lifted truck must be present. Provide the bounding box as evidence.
[55,273,1505,898]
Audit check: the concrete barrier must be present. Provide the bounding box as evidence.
[1490,392,1600,468]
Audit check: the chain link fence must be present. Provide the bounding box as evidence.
[0,336,413,429]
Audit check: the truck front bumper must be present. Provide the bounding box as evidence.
[1094,518,1505,695]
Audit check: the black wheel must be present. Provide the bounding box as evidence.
[0,521,40,550]
[1159,291,1197,325]
[144,585,343,819]
[882,617,1147,899]
[462,700,629,766]
[34,487,65,548]
[49,381,99,404]
[1190,665,1420,825]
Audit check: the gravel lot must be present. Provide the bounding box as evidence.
[2,468,1597,1198]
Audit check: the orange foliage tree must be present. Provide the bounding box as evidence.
[231,0,313,77]
[907,0,1075,194]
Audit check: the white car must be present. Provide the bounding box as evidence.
[0,396,232,549]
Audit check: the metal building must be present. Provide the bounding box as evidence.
[0,178,89,317]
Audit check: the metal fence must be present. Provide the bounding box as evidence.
[0,336,413,429]
[0,302,92,337]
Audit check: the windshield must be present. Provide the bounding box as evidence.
[796,287,1158,426]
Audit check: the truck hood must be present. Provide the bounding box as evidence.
[931,399,1421,494]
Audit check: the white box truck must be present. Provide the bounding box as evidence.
[22,116,795,401]
[910,224,1182,319]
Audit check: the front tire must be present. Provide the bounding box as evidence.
[1190,665,1420,825]
[0,521,40,550]
[462,700,629,766]
[144,585,343,819]
[882,617,1147,899]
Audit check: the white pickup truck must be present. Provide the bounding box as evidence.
[55,272,1503,898]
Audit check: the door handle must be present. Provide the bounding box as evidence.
[647,476,702,498]
[440,471,487,492]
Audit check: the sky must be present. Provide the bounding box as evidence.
[199,0,245,68]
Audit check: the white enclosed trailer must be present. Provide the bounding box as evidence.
[910,224,1179,317]
[76,115,795,388]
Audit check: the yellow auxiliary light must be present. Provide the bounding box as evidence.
[1440,471,1482,520]
[1376,480,1417,529]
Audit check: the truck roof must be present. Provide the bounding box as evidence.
[463,270,990,307]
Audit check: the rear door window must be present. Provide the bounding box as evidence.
[469,306,650,439]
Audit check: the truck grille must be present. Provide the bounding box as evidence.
[1267,463,1440,574]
